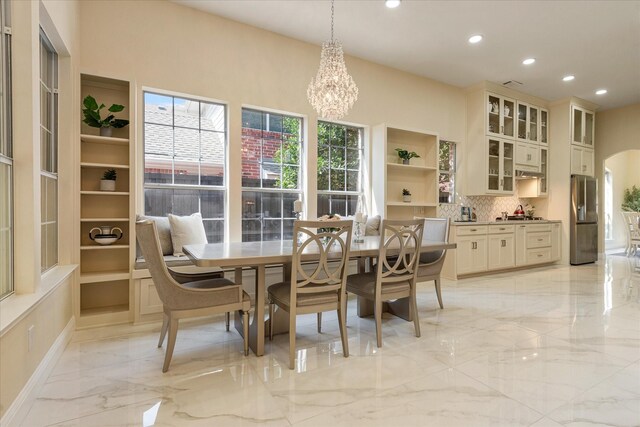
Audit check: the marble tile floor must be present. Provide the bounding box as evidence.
[17,255,640,426]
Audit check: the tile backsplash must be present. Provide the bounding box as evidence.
[439,193,535,222]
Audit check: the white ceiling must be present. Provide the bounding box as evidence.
[175,0,640,111]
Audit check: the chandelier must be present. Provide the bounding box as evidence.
[307,0,358,120]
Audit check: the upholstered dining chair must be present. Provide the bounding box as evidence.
[416,217,450,309]
[267,220,352,370]
[136,219,251,372]
[346,218,424,348]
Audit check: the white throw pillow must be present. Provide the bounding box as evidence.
[168,213,208,256]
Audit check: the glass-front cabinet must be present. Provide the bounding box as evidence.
[487,137,514,194]
[517,102,542,144]
[539,147,548,195]
[487,93,515,139]
[571,105,595,147]
[540,109,548,145]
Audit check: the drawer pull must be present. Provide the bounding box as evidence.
[538,238,543,241]
[499,227,506,230]
[470,229,477,232]
[537,254,543,257]
[501,240,506,247]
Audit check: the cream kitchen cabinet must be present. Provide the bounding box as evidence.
[487,92,516,139]
[442,222,562,280]
[515,141,540,171]
[487,229,515,270]
[517,102,543,144]
[571,105,595,148]
[540,108,549,145]
[456,235,488,275]
[485,137,515,195]
[571,145,594,176]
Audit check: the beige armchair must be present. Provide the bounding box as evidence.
[346,219,424,348]
[417,217,450,309]
[267,220,352,370]
[136,220,251,372]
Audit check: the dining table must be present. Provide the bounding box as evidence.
[184,236,456,356]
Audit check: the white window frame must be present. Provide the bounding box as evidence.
[316,120,364,217]
[39,28,58,273]
[438,140,457,205]
[0,0,12,300]
[241,107,304,242]
[142,90,228,243]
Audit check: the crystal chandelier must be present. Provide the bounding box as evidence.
[307,0,358,120]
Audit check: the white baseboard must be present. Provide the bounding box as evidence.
[1,316,75,427]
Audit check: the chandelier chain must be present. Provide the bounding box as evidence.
[330,0,334,42]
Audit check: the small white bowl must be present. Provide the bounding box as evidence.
[93,236,118,245]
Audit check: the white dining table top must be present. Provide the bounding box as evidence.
[183,236,456,268]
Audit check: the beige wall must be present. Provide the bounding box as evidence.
[78,0,466,241]
[1,0,79,419]
[595,103,640,251]
[0,278,73,419]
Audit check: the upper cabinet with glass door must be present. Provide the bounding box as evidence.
[516,102,544,144]
[539,108,548,145]
[486,92,515,139]
[486,137,514,195]
[571,105,595,148]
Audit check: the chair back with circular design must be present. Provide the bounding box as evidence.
[377,218,425,284]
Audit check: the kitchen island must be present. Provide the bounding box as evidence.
[442,220,562,280]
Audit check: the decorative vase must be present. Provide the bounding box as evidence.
[403,195,411,203]
[402,158,409,165]
[100,179,116,191]
[100,127,113,137]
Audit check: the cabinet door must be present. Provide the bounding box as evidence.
[517,102,528,141]
[539,109,548,145]
[502,97,515,138]
[529,105,539,143]
[487,93,502,137]
[539,148,548,195]
[516,142,539,169]
[584,111,594,147]
[488,234,515,270]
[583,149,594,176]
[571,146,583,175]
[501,141,514,194]
[457,236,487,275]
[551,223,561,261]
[487,138,501,192]
[572,105,583,145]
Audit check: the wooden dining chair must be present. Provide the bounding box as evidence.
[267,220,352,369]
[346,219,424,348]
[416,217,450,309]
[136,219,252,372]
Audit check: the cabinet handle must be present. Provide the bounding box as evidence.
[499,227,506,230]
[537,254,543,257]
[527,132,530,139]
[501,125,504,133]
[520,225,525,228]
[501,240,506,247]
[470,229,477,232]
[538,238,543,241]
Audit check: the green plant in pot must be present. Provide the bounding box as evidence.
[82,95,130,137]
[395,148,420,165]
[402,188,412,203]
[100,168,117,192]
[622,185,640,212]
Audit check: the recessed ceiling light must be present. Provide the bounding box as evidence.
[385,0,401,8]
[522,58,536,65]
[595,89,607,95]
[468,35,483,44]
[562,75,575,82]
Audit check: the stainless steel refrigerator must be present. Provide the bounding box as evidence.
[570,175,598,265]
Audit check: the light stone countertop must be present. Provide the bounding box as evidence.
[452,220,562,226]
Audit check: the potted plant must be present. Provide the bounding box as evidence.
[402,188,411,203]
[622,185,640,211]
[100,169,117,191]
[395,148,420,165]
[82,95,130,137]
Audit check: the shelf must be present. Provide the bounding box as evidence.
[80,162,129,169]
[386,201,438,207]
[80,305,129,318]
[81,134,129,145]
[81,244,129,250]
[80,271,130,284]
[489,111,499,116]
[504,116,513,120]
[81,191,129,196]
[81,218,130,222]
[504,157,513,160]
[489,155,499,158]
[386,163,437,171]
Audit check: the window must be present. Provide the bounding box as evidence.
[40,29,58,273]
[317,121,363,217]
[438,140,456,204]
[241,108,302,242]
[143,92,226,243]
[0,0,12,299]
[605,168,612,240]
